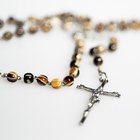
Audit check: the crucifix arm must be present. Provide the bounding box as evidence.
[77,84,94,93]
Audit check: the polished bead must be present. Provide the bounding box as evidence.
[24,73,34,84]
[7,72,18,82]
[110,37,118,45]
[108,37,118,51]
[95,23,105,32]
[76,40,85,48]
[129,21,140,30]
[70,60,79,68]
[106,22,117,31]
[93,56,103,66]
[51,79,62,89]
[73,32,85,41]
[63,76,74,86]
[81,17,92,30]
[28,26,38,34]
[15,28,24,37]
[69,67,80,78]
[118,21,128,30]
[41,22,52,32]
[36,75,48,86]
[108,43,117,51]
[89,45,105,56]
[2,32,13,40]
[62,21,73,30]
[72,53,82,61]
[0,19,4,28]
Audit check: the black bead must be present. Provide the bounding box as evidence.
[24,73,34,84]
[108,43,117,52]
[0,19,4,28]
[93,56,103,66]
[63,76,74,86]
[70,60,79,68]
[89,48,95,56]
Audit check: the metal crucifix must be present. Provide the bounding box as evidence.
[77,70,121,125]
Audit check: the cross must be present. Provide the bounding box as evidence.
[77,70,121,125]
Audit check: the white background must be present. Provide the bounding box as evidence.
[0,0,140,140]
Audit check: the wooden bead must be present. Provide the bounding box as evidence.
[7,72,18,82]
[63,76,74,86]
[69,67,80,78]
[36,75,48,86]
[51,79,62,89]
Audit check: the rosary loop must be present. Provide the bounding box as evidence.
[1,12,140,125]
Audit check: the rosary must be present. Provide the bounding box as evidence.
[0,12,140,125]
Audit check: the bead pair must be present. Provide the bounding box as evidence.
[89,37,118,66]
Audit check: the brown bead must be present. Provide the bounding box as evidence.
[36,75,48,86]
[62,21,73,30]
[63,76,74,86]
[81,17,92,30]
[28,16,38,23]
[110,37,118,45]
[118,21,128,30]
[51,79,62,89]
[72,53,82,61]
[28,26,38,34]
[41,22,52,32]
[76,40,85,48]
[7,72,18,82]
[129,21,140,30]
[15,28,24,37]
[95,23,105,32]
[2,32,13,40]
[69,67,80,78]
[106,22,117,31]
